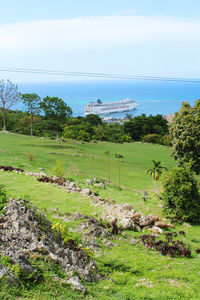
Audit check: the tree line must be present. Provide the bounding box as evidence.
[0,79,170,143]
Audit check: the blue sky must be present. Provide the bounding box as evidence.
[0,0,200,82]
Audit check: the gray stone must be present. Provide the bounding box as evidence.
[81,188,91,196]
[86,179,93,185]
[119,218,134,229]
[94,183,106,189]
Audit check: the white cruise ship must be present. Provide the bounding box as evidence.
[84,99,137,115]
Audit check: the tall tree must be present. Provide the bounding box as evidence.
[147,160,167,193]
[105,150,111,183]
[40,96,72,140]
[115,153,124,189]
[0,79,21,131]
[170,99,200,174]
[21,93,41,136]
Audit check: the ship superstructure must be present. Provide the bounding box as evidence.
[84,99,137,115]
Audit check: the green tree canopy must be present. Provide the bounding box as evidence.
[21,93,41,136]
[162,165,200,224]
[170,99,200,174]
[40,96,72,139]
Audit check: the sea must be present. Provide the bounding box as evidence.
[17,80,200,118]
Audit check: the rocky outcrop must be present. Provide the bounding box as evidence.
[0,198,98,292]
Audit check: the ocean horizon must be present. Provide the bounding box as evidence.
[17,80,200,118]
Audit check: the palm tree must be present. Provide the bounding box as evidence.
[147,160,168,193]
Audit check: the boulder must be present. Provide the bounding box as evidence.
[86,179,93,185]
[119,218,134,229]
[155,221,168,228]
[122,203,133,211]
[81,188,92,196]
[94,183,105,189]
[150,226,163,234]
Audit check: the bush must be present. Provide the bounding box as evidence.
[0,185,8,214]
[162,165,200,224]
[143,133,162,144]
[53,161,64,177]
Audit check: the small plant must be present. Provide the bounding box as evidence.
[0,185,8,214]
[27,152,34,161]
[52,222,82,247]
[147,160,167,193]
[53,161,64,177]
[140,232,191,258]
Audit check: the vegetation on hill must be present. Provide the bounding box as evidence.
[170,99,200,174]
[0,132,199,299]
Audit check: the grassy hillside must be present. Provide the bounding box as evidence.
[0,132,200,300]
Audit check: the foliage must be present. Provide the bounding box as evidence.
[124,114,168,141]
[21,93,41,136]
[52,222,82,246]
[147,160,167,181]
[53,161,64,177]
[143,133,162,144]
[162,165,200,223]
[140,232,191,258]
[40,96,72,139]
[170,99,200,174]
[147,160,167,193]
[0,185,8,214]
[0,79,21,131]
[27,152,34,161]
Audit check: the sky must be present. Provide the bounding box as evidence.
[0,0,200,82]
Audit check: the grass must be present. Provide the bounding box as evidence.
[0,131,200,299]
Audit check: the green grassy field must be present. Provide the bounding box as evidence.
[0,132,200,300]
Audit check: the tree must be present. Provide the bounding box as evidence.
[105,150,111,183]
[0,79,21,131]
[147,160,167,193]
[115,153,124,189]
[40,96,72,140]
[162,165,200,224]
[21,93,41,136]
[170,100,200,174]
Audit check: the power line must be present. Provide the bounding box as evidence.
[0,67,200,83]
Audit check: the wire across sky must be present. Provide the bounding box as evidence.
[0,67,200,83]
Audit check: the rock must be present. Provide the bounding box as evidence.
[81,188,91,196]
[38,167,44,170]
[0,199,99,292]
[130,212,141,223]
[119,218,134,229]
[93,176,98,183]
[183,223,192,228]
[155,221,168,228]
[67,276,86,293]
[0,264,19,286]
[150,226,163,234]
[86,179,93,185]
[130,238,139,245]
[94,183,106,189]
[139,215,156,227]
[167,224,175,229]
[122,203,133,211]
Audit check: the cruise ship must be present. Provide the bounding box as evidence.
[84,99,137,115]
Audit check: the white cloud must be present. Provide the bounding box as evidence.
[0,15,200,55]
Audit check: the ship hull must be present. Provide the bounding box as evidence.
[84,99,137,116]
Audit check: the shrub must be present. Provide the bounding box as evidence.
[162,165,200,224]
[0,185,8,214]
[143,133,162,144]
[53,161,64,177]
[27,152,34,161]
